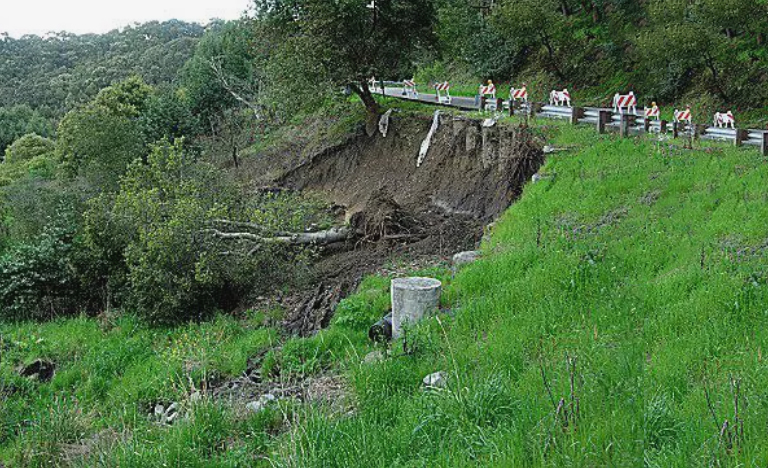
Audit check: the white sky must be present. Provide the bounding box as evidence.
[0,0,250,38]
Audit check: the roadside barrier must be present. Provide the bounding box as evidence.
[378,81,768,155]
[612,92,637,115]
[435,82,451,104]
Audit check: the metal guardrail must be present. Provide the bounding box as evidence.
[379,84,768,155]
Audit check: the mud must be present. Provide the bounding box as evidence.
[267,113,543,336]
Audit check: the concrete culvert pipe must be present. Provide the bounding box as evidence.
[391,277,442,339]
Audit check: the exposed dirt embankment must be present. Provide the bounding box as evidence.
[279,114,542,222]
[266,113,543,336]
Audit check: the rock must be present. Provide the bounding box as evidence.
[190,391,202,403]
[532,173,542,183]
[152,402,181,425]
[452,251,482,268]
[246,393,277,413]
[423,371,448,389]
[18,359,55,383]
[363,350,385,364]
[543,145,556,154]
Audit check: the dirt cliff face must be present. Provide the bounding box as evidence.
[279,114,544,222]
[269,113,544,336]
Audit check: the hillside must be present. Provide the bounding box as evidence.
[3,117,767,466]
[3,1,768,465]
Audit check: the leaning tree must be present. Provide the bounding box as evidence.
[254,0,438,119]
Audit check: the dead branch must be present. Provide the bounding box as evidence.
[208,226,352,246]
[206,57,260,117]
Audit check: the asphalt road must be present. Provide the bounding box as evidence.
[375,85,482,111]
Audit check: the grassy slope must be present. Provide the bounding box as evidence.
[2,118,768,466]
[272,123,768,467]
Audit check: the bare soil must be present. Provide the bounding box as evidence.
[256,113,544,336]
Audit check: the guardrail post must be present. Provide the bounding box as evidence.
[761,132,768,157]
[531,102,542,117]
[735,129,747,147]
[508,101,515,117]
[496,98,503,112]
[620,114,635,138]
[643,118,651,133]
[479,96,487,112]
[670,122,679,138]
[571,107,584,125]
[660,120,667,135]
[695,124,707,140]
[597,110,610,134]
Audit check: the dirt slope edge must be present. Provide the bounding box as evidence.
[272,113,544,336]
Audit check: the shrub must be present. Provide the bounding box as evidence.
[3,133,55,164]
[85,139,306,324]
[0,218,84,321]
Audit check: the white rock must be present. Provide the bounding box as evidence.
[423,371,448,389]
[452,251,482,268]
[363,350,385,364]
[246,393,277,413]
[543,145,556,154]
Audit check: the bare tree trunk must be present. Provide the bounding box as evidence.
[209,226,352,246]
[350,82,380,116]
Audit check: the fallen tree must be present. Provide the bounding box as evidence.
[208,226,352,246]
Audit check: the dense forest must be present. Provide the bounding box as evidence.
[1,0,768,325]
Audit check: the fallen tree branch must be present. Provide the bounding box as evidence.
[208,226,352,246]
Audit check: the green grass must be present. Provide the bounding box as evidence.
[266,123,768,467]
[3,114,768,466]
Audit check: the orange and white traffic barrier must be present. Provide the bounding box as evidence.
[714,111,735,129]
[674,107,692,124]
[645,102,660,121]
[479,80,496,99]
[403,78,417,97]
[510,84,528,103]
[613,91,637,115]
[435,81,451,104]
[549,89,571,107]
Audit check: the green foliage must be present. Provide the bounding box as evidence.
[0,21,205,115]
[256,0,438,113]
[180,20,259,118]
[84,139,310,324]
[91,140,241,323]
[56,97,146,189]
[0,216,86,321]
[0,105,53,155]
[3,133,54,164]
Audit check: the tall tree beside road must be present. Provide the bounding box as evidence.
[254,0,438,117]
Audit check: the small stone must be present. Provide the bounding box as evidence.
[452,251,482,268]
[165,402,178,415]
[153,404,165,417]
[532,173,542,183]
[246,393,277,413]
[363,351,385,364]
[543,145,556,154]
[190,391,202,403]
[423,371,448,389]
